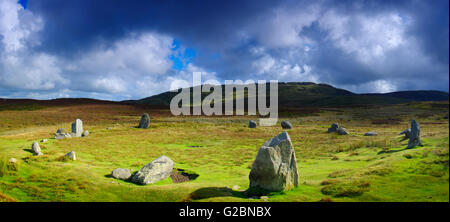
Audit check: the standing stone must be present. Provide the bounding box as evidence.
[249,120,257,128]
[328,123,339,133]
[249,131,299,192]
[337,127,349,135]
[65,151,76,160]
[82,130,89,137]
[399,128,411,139]
[364,132,378,136]
[111,168,132,180]
[407,120,423,149]
[281,121,292,129]
[31,142,43,156]
[131,155,174,185]
[138,113,151,129]
[71,119,83,137]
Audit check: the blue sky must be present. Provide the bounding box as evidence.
[0,0,448,101]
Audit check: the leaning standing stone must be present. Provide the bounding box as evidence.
[31,142,43,156]
[249,120,257,128]
[138,113,151,129]
[327,123,339,133]
[407,120,423,149]
[281,121,292,129]
[112,168,131,180]
[131,155,174,185]
[71,119,83,137]
[249,131,299,192]
[65,151,76,160]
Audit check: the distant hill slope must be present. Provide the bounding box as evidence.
[126,82,449,108]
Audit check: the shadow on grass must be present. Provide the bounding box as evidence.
[187,187,272,201]
[22,148,34,154]
[377,146,421,155]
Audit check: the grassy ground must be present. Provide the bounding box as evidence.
[0,102,448,202]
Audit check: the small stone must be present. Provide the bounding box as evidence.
[9,158,17,164]
[337,127,349,135]
[260,196,269,201]
[232,185,240,191]
[82,130,89,137]
[327,123,339,133]
[399,128,411,139]
[364,132,377,136]
[281,120,292,129]
[41,139,48,143]
[65,151,76,160]
[249,120,257,128]
[111,168,132,180]
[106,127,112,130]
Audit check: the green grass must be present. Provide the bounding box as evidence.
[0,101,448,202]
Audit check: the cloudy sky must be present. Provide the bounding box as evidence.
[0,0,448,100]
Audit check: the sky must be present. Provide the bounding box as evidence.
[0,0,448,101]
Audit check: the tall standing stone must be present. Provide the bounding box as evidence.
[31,142,43,156]
[138,113,151,129]
[131,155,174,185]
[249,131,299,192]
[407,120,423,149]
[71,119,83,137]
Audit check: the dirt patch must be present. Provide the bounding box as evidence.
[170,168,199,183]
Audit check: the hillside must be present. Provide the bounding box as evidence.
[127,82,449,108]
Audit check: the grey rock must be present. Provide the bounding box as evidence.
[41,139,48,143]
[65,151,76,160]
[407,120,423,149]
[399,128,411,139]
[327,123,339,133]
[337,127,349,135]
[131,155,174,185]
[56,128,66,134]
[111,168,132,180]
[364,132,378,136]
[249,120,257,128]
[249,131,299,192]
[9,158,17,164]
[82,130,89,137]
[280,121,292,129]
[138,113,151,129]
[55,133,72,140]
[71,119,83,137]
[31,142,43,156]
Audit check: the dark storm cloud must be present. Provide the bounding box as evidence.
[0,0,448,100]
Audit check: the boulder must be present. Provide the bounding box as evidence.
[364,132,378,136]
[407,120,423,149]
[249,131,299,191]
[249,120,257,128]
[399,128,411,139]
[280,121,292,129]
[65,151,76,160]
[55,128,72,139]
[71,119,83,137]
[327,123,339,133]
[131,155,174,185]
[337,127,349,135]
[31,142,43,156]
[138,113,151,129]
[111,168,132,180]
[82,130,89,137]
